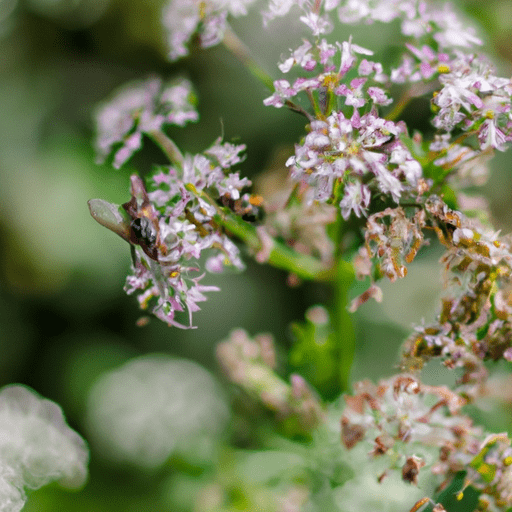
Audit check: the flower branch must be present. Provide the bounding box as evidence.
[188,183,339,282]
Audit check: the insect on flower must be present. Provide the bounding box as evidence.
[88,174,167,266]
[122,177,167,264]
[127,214,159,267]
[130,217,157,252]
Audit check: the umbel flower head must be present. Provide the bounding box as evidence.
[285,108,421,218]
[431,53,512,152]
[0,385,89,512]
[262,34,424,219]
[90,67,260,328]
[260,0,512,228]
[333,0,482,50]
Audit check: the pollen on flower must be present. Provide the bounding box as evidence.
[138,289,153,309]
[249,194,264,206]
[322,73,338,89]
[345,141,360,155]
[437,64,450,73]
[198,0,206,19]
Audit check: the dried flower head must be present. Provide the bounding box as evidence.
[401,205,512,396]
[341,374,484,487]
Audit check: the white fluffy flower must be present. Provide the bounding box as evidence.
[0,463,24,512]
[86,355,230,468]
[0,385,89,511]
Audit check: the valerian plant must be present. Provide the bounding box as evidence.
[83,0,512,511]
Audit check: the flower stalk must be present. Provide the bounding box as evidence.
[222,24,275,92]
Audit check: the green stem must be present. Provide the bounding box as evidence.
[222,24,312,120]
[214,206,336,282]
[222,24,275,92]
[333,258,355,393]
[331,212,356,393]
[386,82,437,122]
[385,89,413,122]
[183,184,338,281]
[148,130,184,169]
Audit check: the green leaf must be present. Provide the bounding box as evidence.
[87,199,132,243]
[290,309,338,397]
[434,471,480,512]
[439,185,458,210]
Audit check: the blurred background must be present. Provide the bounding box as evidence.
[1,0,512,510]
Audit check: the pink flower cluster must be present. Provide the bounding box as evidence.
[95,77,198,168]
[163,0,256,61]
[123,140,254,328]
[263,37,422,219]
